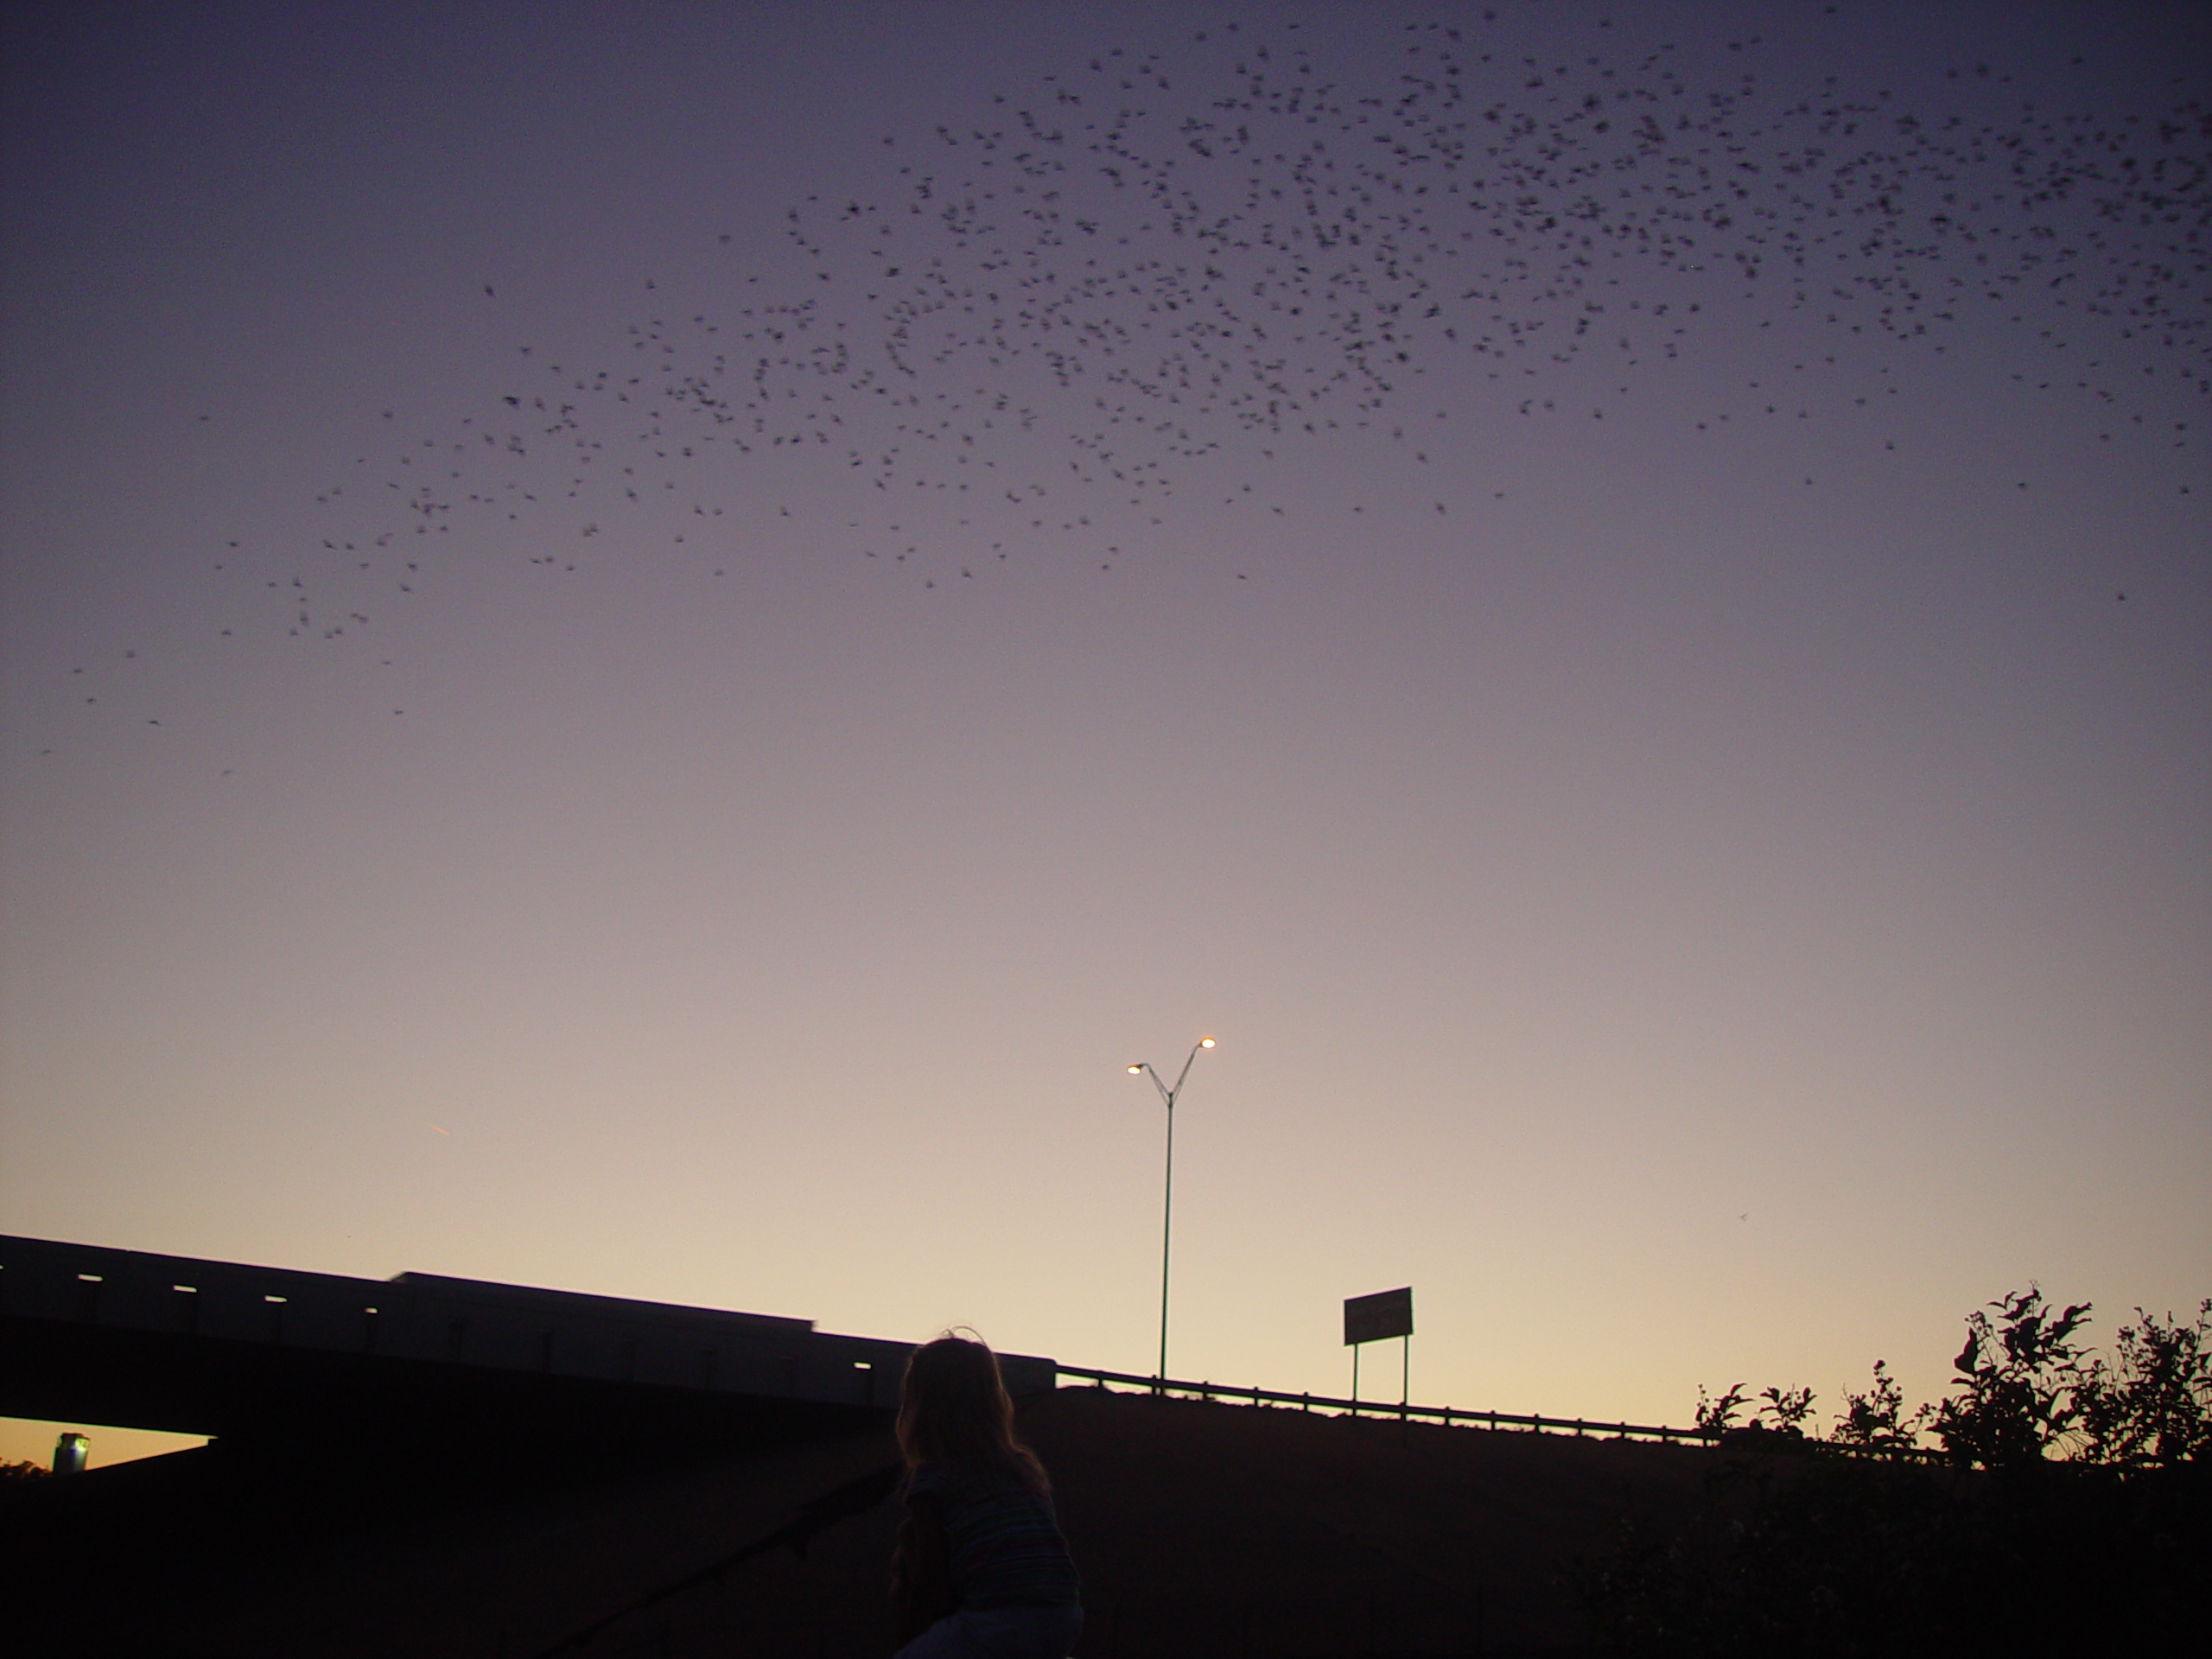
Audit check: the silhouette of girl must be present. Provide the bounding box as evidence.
[892,1333,1082,1658]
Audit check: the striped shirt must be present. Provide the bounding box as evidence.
[906,1461,1082,1611]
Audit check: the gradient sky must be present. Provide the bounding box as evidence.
[3,0,2206,1461]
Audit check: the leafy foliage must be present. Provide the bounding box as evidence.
[1755,1385,1816,1435]
[1931,1286,2093,1468]
[1829,1360,1932,1451]
[1691,1287,2210,1471]
[1579,1287,2212,1655]
[2076,1300,2212,1468]
[1692,1382,1751,1436]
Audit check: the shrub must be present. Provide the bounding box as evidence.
[1578,1288,2211,1655]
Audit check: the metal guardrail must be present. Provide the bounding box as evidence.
[1053,1364,1949,1459]
[1053,1363,1715,1444]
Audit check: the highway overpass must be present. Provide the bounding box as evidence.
[0,1232,1052,1449]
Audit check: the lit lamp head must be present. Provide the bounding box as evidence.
[1127,1064,1143,1075]
[1199,1038,1216,1049]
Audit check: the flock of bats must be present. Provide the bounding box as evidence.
[43,8,2209,734]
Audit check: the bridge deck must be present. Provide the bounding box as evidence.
[0,1234,1052,1440]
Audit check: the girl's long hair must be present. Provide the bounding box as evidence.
[896,1332,1050,1496]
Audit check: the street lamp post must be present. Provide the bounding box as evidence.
[1128,1037,1215,1385]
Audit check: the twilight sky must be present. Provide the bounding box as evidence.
[3,0,2206,1450]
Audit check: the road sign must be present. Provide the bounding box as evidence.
[1344,1286,1413,1346]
